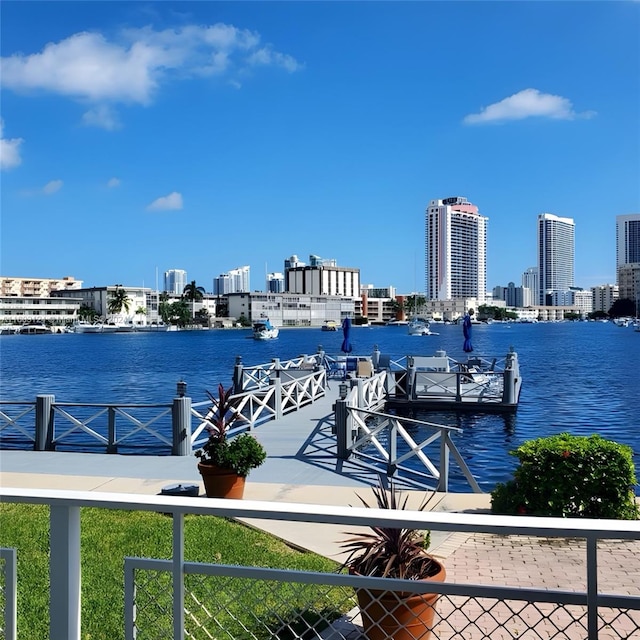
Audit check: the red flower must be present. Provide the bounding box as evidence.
[562,450,571,458]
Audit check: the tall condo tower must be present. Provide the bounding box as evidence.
[164,269,187,295]
[616,214,640,267]
[425,197,488,302]
[537,213,575,305]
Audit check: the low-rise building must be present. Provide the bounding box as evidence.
[0,294,82,326]
[0,275,82,297]
[226,292,354,328]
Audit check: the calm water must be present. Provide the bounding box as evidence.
[1,322,639,492]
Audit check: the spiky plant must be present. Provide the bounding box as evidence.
[195,384,266,476]
[340,479,439,580]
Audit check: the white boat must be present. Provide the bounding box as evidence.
[321,320,338,331]
[71,320,117,334]
[408,318,438,336]
[136,322,175,332]
[105,317,137,332]
[18,323,53,335]
[0,325,19,335]
[252,317,279,340]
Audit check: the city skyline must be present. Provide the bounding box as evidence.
[1,2,639,292]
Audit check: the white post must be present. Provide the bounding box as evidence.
[50,505,81,640]
[173,514,185,640]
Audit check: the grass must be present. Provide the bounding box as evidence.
[0,503,351,640]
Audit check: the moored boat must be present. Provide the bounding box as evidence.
[252,316,279,340]
[408,318,438,336]
[18,323,53,335]
[321,320,338,331]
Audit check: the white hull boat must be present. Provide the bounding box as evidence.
[253,317,279,340]
[408,319,439,336]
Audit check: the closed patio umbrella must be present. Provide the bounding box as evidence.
[463,314,474,353]
[341,317,353,353]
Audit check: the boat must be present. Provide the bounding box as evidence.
[386,320,409,326]
[136,322,174,332]
[408,318,438,336]
[252,316,279,340]
[71,320,117,334]
[321,320,338,332]
[0,325,19,335]
[18,323,53,335]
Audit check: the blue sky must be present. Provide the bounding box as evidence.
[1,1,639,294]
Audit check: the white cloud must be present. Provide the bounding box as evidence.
[147,191,183,211]
[82,105,121,130]
[0,23,302,110]
[107,177,120,188]
[43,179,63,195]
[463,88,596,124]
[0,119,24,170]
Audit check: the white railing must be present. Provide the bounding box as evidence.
[1,488,639,640]
[0,368,326,455]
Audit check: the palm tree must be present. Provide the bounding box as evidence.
[78,304,98,322]
[183,280,206,319]
[107,285,132,315]
[158,292,172,324]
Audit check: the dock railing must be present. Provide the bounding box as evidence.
[0,360,327,455]
[1,487,639,640]
[335,379,482,493]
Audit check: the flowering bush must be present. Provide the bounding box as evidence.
[491,433,639,519]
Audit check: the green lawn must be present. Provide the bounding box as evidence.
[0,503,351,640]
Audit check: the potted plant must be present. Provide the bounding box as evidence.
[340,479,446,640]
[195,383,267,499]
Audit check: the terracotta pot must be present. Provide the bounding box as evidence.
[353,560,446,640]
[197,463,246,499]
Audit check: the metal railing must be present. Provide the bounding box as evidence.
[1,487,639,640]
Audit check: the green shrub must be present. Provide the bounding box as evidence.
[491,433,639,519]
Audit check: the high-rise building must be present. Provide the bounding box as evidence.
[591,284,619,313]
[537,213,575,305]
[213,266,250,295]
[267,272,285,293]
[285,254,359,297]
[164,269,187,295]
[616,214,640,315]
[616,214,640,267]
[425,196,488,302]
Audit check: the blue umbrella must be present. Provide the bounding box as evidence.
[463,314,474,353]
[341,317,353,353]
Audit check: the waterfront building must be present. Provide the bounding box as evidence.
[0,275,82,297]
[570,288,593,316]
[267,272,285,293]
[591,284,619,314]
[425,196,488,303]
[617,263,640,315]
[0,294,82,326]
[213,266,250,295]
[285,254,360,298]
[164,269,187,295]
[55,285,151,323]
[492,282,528,308]
[522,267,538,306]
[616,214,640,267]
[616,214,640,314]
[226,292,353,328]
[537,213,575,305]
